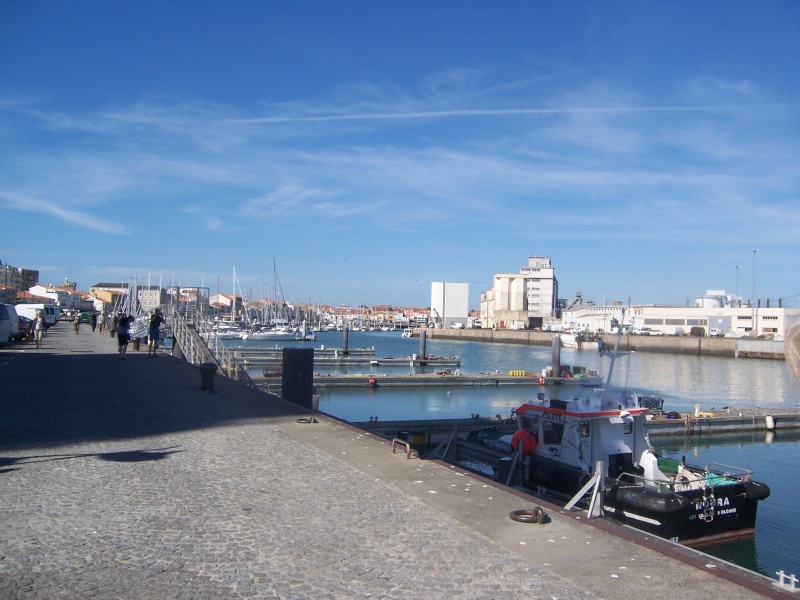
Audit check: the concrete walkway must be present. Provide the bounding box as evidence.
[0,323,787,599]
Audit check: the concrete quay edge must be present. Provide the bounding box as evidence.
[0,324,790,599]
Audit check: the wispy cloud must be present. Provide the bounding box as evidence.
[0,192,128,234]
[223,104,738,125]
[1,80,797,259]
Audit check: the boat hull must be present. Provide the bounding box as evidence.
[603,479,767,545]
[519,457,768,545]
[241,332,296,341]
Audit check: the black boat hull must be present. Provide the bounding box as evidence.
[520,458,769,545]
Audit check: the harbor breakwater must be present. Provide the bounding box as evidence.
[420,328,785,360]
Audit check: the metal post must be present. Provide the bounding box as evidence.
[752,248,758,333]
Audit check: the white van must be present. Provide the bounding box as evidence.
[15,303,59,328]
[0,303,16,345]
[666,326,686,336]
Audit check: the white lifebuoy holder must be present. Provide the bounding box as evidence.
[766,415,775,430]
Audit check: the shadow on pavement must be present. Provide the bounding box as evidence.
[0,446,183,471]
[0,333,310,451]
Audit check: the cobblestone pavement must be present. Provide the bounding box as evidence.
[0,324,782,599]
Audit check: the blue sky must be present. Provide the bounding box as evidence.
[1,2,799,309]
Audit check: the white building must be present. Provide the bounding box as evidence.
[480,256,558,330]
[28,285,79,309]
[565,302,799,338]
[89,283,165,313]
[430,282,469,329]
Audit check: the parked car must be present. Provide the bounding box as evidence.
[15,303,60,328]
[666,326,686,336]
[0,303,23,343]
[14,315,33,341]
[631,327,665,336]
[79,311,94,324]
[709,328,724,337]
[0,303,13,345]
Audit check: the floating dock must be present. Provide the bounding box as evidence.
[352,407,800,439]
[646,407,800,435]
[230,346,377,357]
[252,372,602,387]
[228,345,461,369]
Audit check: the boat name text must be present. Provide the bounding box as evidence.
[542,411,564,421]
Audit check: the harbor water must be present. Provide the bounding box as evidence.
[232,330,800,581]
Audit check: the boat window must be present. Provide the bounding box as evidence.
[623,422,633,435]
[543,421,564,445]
[579,421,590,438]
[521,416,538,431]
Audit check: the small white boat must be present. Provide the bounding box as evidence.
[241,327,295,341]
[213,324,242,340]
[401,328,414,338]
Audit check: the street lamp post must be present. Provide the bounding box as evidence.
[735,265,741,307]
[752,249,758,333]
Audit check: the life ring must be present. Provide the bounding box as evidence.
[368,378,377,387]
[538,376,546,385]
[509,506,546,524]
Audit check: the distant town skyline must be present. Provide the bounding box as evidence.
[2,4,799,309]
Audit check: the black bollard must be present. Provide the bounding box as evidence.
[199,362,218,391]
[281,348,315,409]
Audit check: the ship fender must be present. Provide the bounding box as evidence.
[606,485,691,514]
[744,480,771,501]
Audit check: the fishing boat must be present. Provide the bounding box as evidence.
[401,328,414,338]
[499,328,771,546]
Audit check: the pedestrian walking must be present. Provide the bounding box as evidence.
[117,314,132,359]
[32,310,47,349]
[111,310,121,338]
[72,312,81,334]
[147,308,166,357]
[90,311,97,332]
[98,311,105,334]
[598,338,605,356]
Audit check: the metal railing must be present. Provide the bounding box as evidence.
[170,312,255,387]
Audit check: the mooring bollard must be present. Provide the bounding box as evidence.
[199,362,218,391]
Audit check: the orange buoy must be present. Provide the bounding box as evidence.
[538,376,545,385]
